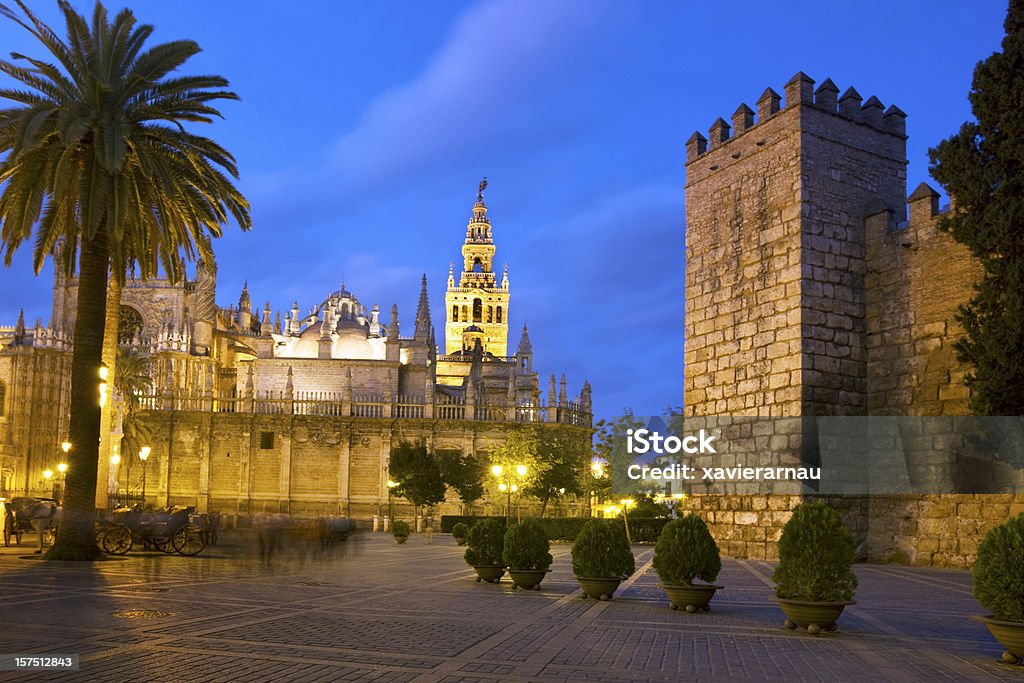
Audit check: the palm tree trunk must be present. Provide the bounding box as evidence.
[48,229,109,560]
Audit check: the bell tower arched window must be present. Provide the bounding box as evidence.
[452,305,459,322]
[473,298,482,322]
[496,306,503,323]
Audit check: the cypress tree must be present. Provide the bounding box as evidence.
[929,0,1024,415]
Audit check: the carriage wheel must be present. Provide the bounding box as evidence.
[154,535,177,554]
[102,527,133,555]
[173,525,207,556]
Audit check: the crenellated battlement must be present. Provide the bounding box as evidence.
[686,72,907,163]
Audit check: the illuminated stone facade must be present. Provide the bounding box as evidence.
[0,184,592,520]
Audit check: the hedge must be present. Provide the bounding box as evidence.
[440,515,671,542]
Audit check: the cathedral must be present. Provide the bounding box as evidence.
[0,182,593,521]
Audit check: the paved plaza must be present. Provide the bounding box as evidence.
[0,531,1019,682]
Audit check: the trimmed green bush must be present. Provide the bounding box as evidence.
[773,501,857,602]
[653,514,721,585]
[441,515,669,542]
[464,518,504,567]
[502,518,553,571]
[972,512,1024,622]
[628,518,672,543]
[452,522,469,545]
[572,519,635,579]
[441,515,505,533]
[392,520,410,544]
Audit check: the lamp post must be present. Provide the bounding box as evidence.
[491,464,527,523]
[386,479,398,529]
[56,462,67,502]
[139,446,151,504]
[43,469,53,498]
[620,498,635,544]
[590,456,608,517]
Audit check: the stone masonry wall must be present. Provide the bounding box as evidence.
[683,72,1022,567]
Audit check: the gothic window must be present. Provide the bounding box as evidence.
[473,299,482,322]
[452,306,459,322]
[118,306,144,344]
[473,258,483,273]
[496,306,503,323]
[487,306,493,323]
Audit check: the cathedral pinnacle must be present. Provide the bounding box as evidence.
[414,274,431,342]
[239,281,251,312]
[517,324,532,355]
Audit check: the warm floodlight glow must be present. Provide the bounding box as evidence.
[43,469,53,480]
[516,464,527,477]
[111,454,121,465]
[387,479,398,488]
[491,465,503,476]
[499,482,508,492]
[139,446,151,461]
[57,463,67,474]
[61,441,71,453]
[511,484,519,493]
[99,363,109,407]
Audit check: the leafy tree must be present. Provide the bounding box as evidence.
[114,346,152,483]
[439,450,486,509]
[929,1,1024,415]
[0,1,250,559]
[526,426,587,517]
[631,493,672,519]
[595,411,645,499]
[388,441,446,510]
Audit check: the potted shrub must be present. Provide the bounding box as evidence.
[972,512,1024,664]
[392,520,410,544]
[452,522,469,546]
[464,518,506,583]
[773,501,858,634]
[653,514,723,612]
[503,518,553,590]
[571,519,635,600]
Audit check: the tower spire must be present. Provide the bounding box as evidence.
[444,178,509,356]
[414,274,431,342]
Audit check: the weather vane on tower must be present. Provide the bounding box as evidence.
[477,177,488,202]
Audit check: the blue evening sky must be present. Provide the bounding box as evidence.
[0,1,1009,421]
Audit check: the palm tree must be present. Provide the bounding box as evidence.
[114,346,152,493]
[0,1,250,559]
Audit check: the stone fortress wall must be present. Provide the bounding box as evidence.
[682,72,1024,568]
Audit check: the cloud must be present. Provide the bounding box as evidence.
[328,0,611,188]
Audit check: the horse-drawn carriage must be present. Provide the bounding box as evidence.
[98,504,207,556]
[4,497,60,546]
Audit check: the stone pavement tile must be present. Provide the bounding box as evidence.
[0,535,1021,682]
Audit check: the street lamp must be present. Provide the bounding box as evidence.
[492,464,527,522]
[620,498,635,544]
[139,446,151,503]
[43,469,53,498]
[386,479,398,526]
[56,462,67,502]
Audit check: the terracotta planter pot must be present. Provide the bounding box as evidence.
[661,583,722,612]
[508,568,549,590]
[472,565,506,583]
[777,598,854,634]
[394,535,408,544]
[576,576,623,600]
[978,616,1024,664]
